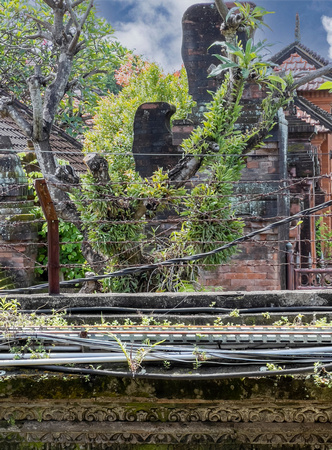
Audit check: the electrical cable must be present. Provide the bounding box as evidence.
[15,306,332,315]
[24,362,332,380]
[3,197,332,294]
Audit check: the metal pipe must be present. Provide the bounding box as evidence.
[0,354,199,367]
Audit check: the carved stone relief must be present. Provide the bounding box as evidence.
[1,401,332,424]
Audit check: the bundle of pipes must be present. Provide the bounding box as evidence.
[1,326,332,379]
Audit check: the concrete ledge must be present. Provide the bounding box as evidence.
[7,290,332,311]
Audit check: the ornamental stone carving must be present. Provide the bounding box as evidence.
[2,427,332,447]
[1,402,332,424]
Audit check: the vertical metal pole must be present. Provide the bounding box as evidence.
[48,218,60,295]
[34,179,60,295]
[286,242,294,290]
[277,109,290,290]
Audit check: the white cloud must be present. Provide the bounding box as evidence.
[112,0,211,72]
[322,15,332,59]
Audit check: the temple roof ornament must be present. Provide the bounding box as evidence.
[295,12,301,43]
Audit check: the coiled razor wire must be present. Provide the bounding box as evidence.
[2,198,332,294]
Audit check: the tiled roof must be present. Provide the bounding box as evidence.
[0,90,85,173]
[271,42,330,68]
[296,108,328,133]
[274,53,327,91]
[294,96,332,132]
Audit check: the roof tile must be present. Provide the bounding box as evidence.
[0,91,85,173]
[296,107,328,133]
[274,52,326,91]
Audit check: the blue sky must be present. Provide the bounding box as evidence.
[95,0,332,72]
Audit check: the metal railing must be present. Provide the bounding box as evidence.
[287,243,332,290]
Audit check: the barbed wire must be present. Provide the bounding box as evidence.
[5,147,332,158]
[2,174,332,190]
[37,172,332,186]
[2,198,332,294]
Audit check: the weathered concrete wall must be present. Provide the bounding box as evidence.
[9,289,332,310]
[0,367,332,448]
[2,291,332,448]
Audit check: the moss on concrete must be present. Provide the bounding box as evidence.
[0,371,331,403]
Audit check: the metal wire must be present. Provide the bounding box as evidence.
[2,197,332,293]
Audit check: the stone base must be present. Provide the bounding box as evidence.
[0,373,332,449]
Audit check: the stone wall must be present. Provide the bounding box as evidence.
[0,374,331,449]
[0,139,38,287]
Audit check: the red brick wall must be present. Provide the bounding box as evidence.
[202,140,283,292]
[202,228,281,291]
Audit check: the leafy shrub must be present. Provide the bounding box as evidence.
[36,221,88,281]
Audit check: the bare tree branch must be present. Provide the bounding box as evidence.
[0,97,32,137]
[290,64,332,91]
[74,41,86,53]
[68,32,81,54]
[65,68,107,92]
[82,68,107,79]
[71,0,86,7]
[65,0,92,54]
[79,0,94,28]
[64,0,80,28]
[214,0,229,22]
[65,17,74,34]
[26,13,53,33]
[42,52,74,132]
[65,0,94,38]
[43,0,57,9]
[28,66,45,141]
[52,3,66,43]
[67,0,94,53]
[26,32,52,40]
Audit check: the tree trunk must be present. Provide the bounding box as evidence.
[33,138,58,177]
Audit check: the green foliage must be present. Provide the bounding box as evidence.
[78,73,246,289]
[172,76,246,266]
[266,363,283,371]
[210,38,280,86]
[84,60,195,163]
[77,29,295,292]
[318,81,332,91]
[0,0,126,136]
[0,296,20,313]
[110,333,165,375]
[74,171,147,258]
[316,215,332,261]
[10,336,49,360]
[0,297,68,328]
[231,2,274,34]
[36,220,88,280]
[74,60,195,291]
[16,155,88,280]
[313,362,332,387]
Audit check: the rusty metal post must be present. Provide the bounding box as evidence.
[286,242,294,290]
[34,179,60,295]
